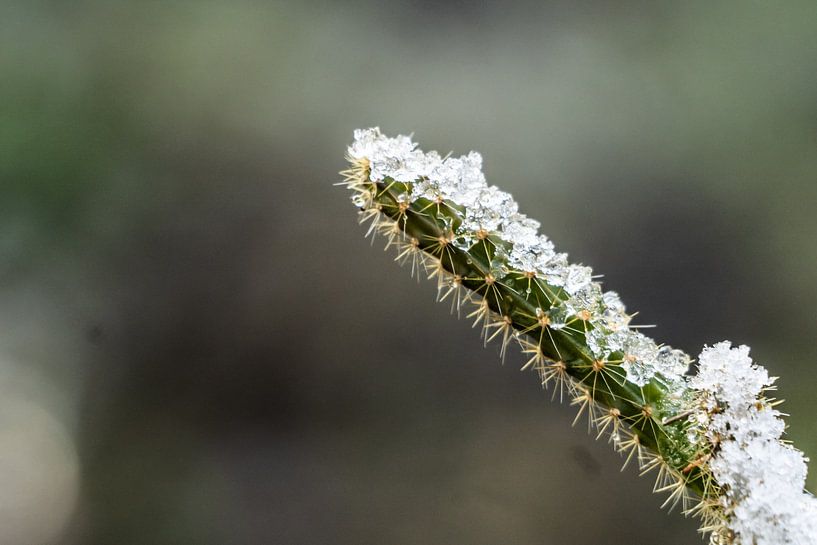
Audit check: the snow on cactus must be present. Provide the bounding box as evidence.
[340,127,815,544]
[691,342,817,543]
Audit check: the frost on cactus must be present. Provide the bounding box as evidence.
[691,343,817,544]
[341,128,815,544]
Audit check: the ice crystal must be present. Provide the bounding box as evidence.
[505,218,551,272]
[598,291,629,331]
[564,264,593,295]
[585,329,608,358]
[618,331,660,386]
[348,128,420,182]
[692,343,770,410]
[538,252,569,287]
[565,286,601,316]
[655,346,690,378]
[461,186,519,232]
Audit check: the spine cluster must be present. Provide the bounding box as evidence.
[340,128,816,544]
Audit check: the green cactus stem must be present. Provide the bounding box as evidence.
[339,128,817,543]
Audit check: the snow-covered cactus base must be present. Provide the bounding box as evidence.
[340,128,816,543]
[692,343,817,544]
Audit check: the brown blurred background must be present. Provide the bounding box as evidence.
[1,1,816,544]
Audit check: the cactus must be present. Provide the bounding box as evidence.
[340,128,817,544]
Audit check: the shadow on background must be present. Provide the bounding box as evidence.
[2,1,817,544]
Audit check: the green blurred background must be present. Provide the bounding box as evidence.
[2,1,816,544]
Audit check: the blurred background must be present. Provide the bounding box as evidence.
[2,1,816,544]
